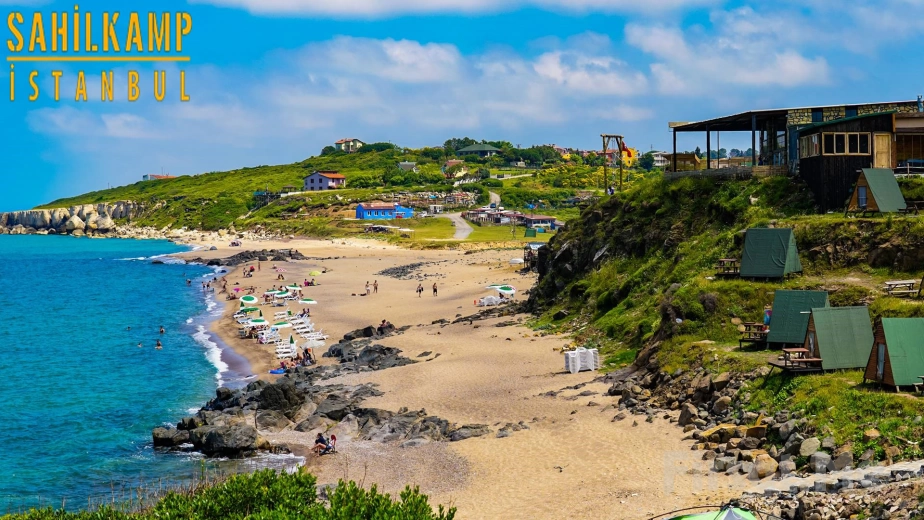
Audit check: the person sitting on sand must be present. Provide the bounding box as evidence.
[377,319,392,335]
[277,274,285,281]
[313,433,331,456]
[304,279,309,287]
[310,278,317,286]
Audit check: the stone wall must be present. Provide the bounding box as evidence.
[787,101,920,126]
[0,201,143,236]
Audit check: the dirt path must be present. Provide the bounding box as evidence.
[440,212,474,240]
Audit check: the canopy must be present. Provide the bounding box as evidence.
[299,298,318,305]
[273,321,292,329]
[809,306,873,370]
[286,285,302,292]
[239,295,258,304]
[289,335,295,344]
[767,290,829,344]
[264,290,279,295]
[247,318,268,327]
[739,228,802,279]
[494,285,516,295]
[275,291,291,298]
[241,307,259,313]
[668,508,757,520]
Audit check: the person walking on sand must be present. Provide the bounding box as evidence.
[416,283,424,298]
[432,283,438,297]
[258,261,261,271]
[373,280,378,294]
[365,281,371,296]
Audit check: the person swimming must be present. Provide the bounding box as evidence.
[155,339,163,350]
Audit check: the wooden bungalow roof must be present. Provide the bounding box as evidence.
[880,318,924,387]
[810,306,874,370]
[739,228,802,279]
[860,168,907,213]
[767,290,829,344]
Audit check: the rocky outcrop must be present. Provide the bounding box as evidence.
[0,201,143,236]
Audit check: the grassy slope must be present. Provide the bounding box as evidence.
[530,175,924,460]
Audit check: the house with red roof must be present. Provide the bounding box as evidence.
[334,138,365,153]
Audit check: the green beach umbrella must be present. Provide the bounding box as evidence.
[259,310,263,317]
[667,508,757,520]
[264,290,279,295]
[273,321,292,329]
[299,298,318,305]
[242,307,259,313]
[248,318,268,327]
[240,295,258,305]
[493,285,516,295]
[289,335,295,344]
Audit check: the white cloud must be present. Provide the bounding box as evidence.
[193,0,719,17]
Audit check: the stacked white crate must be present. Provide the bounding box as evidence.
[564,347,599,373]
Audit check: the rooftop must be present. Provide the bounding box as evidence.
[335,138,363,144]
[360,203,398,210]
[457,143,501,153]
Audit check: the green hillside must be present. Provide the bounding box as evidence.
[529,174,924,460]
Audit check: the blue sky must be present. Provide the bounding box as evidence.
[1,0,923,210]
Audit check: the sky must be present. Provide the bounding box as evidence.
[1,0,923,210]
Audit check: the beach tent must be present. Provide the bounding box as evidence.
[864,318,924,389]
[766,290,829,346]
[666,507,758,520]
[846,168,907,214]
[803,306,874,370]
[739,228,802,279]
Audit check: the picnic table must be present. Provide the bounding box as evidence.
[884,279,919,297]
[899,201,924,215]
[715,258,740,276]
[739,322,768,348]
[781,347,822,370]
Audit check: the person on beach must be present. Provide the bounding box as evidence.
[304,279,309,287]
[432,283,438,297]
[159,326,165,334]
[313,433,331,456]
[373,280,378,294]
[258,261,261,271]
[365,282,371,296]
[416,284,424,297]
[155,340,162,350]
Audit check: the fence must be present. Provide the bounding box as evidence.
[663,165,789,181]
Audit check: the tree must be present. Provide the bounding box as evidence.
[461,154,482,164]
[476,167,491,179]
[638,152,655,171]
[729,148,742,158]
[358,142,396,154]
[694,146,703,159]
[419,147,445,161]
[320,145,337,156]
[443,137,477,152]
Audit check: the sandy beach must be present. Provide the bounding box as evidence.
[176,237,747,519]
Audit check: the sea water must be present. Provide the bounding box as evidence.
[0,235,274,511]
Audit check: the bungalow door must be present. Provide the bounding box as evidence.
[877,343,885,380]
[807,331,816,357]
[858,186,868,209]
[874,134,892,168]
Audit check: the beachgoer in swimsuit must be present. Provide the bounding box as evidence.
[373,280,378,294]
[416,284,423,297]
[432,283,438,296]
[155,340,162,350]
[159,326,165,334]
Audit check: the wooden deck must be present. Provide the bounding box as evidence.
[767,348,823,373]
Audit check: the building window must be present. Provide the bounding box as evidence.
[822,132,871,156]
[858,186,868,208]
[799,134,821,159]
[845,106,858,118]
[811,108,823,123]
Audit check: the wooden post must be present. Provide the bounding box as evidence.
[672,129,677,172]
[751,114,757,166]
[706,126,711,170]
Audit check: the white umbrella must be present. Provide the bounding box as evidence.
[272,321,292,329]
[247,318,269,327]
[494,285,516,295]
[240,295,258,305]
[299,298,318,305]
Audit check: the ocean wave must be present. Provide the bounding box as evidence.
[186,318,193,324]
[116,257,148,261]
[192,325,229,384]
[150,254,186,265]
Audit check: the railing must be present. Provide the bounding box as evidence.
[663,165,788,181]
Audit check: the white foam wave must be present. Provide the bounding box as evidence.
[186,317,193,324]
[150,254,186,265]
[192,325,229,385]
[186,407,200,415]
[116,257,147,261]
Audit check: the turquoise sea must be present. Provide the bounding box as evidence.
[0,235,281,511]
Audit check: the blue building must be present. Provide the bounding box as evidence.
[356,203,414,220]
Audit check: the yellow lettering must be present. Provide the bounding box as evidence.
[153,70,165,101]
[8,64,13,101]
[176,12,191,52]
[180,70,189,101]
[75,70,87,101]
[126,12,142,52]
[128,70,139,101]
[29,13,46,53]
[103,12,119,52]
[7,12,24,52]
[51,70,62,101]
[86,12,95,52]
[51,12,67,52]
[29,70,38,101]
[101,71,113,101]
[73,5,79,51]
[148,12,169,52]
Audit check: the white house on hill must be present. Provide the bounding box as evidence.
[334,138,364,153]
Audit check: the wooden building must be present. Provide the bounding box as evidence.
[845,168,907,214]
[739,228,802,280]
[766,290,829,347]
[803,306,874,370]
[797,113,896,211]
[864,317,924,390]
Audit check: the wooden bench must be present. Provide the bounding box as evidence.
[739,322,768,348]
[715,258,741,277]
[899,201,924,216]
[884,280,919,297]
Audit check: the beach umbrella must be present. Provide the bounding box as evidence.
[485,284,506,288]
[287,286,302,292]
[494,285,516,295]
[240,295,258,305]
[273,321,292,329]
[248,318,268,327]
[259,310,263,317]
[242,307,259,313]
[309,271,322,276]
[275,291,290,298]
[289,335,295,344]
[264,290,279,295]
[299,298,318,305]
[239,301,245,307]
